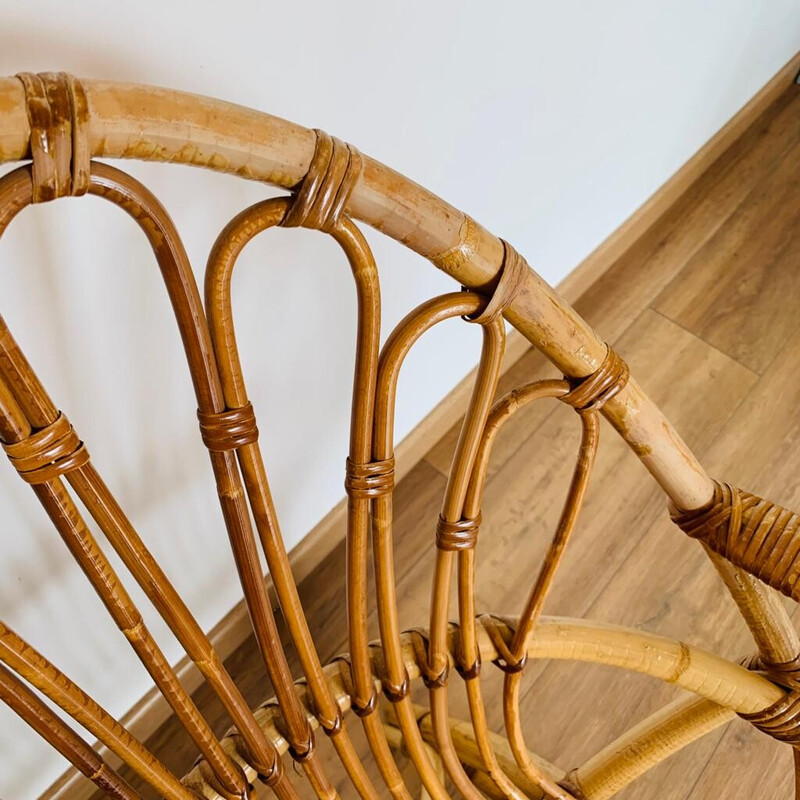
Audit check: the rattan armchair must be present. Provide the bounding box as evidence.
[1,72,799,800]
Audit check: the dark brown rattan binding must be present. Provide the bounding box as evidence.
[744,652,800,692]
[2,412,89,484]
[740,691,800,746]
[466,240,528,325]
[558,770,588,800]
[197,402,259,451]
[281,129,363,232]
[560,346,630,413]
[16,72,89,202]
[672,480,800,602]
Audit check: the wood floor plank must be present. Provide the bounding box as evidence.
[684,726,793,800]
[653,135,800,374]
[573,85,800,345]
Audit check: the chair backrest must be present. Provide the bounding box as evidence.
[2,72,800,800]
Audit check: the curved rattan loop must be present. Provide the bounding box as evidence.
[466,240,528,325]
[2,411,89,484]
[672,480,800,602]
[366,293,513,800]
[560,345,629,412]
[16,72,89,202]
[197,401,259,451]
[446,376,595,797]
[435,513,481,551]
[281,129,363,232]
[205,196,398,800]
[0,163,287,800]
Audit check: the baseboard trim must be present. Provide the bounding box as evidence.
[42,48,800,800]
[556,49,800,304]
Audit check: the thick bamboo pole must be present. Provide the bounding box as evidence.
[573,695,733,799]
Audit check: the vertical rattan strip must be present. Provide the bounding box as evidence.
[0,663,143,800]
[0,342,248,800]
[205,195,384,800]
[0,619,193,799]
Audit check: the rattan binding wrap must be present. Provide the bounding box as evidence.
[744,652,800,692]
[16,72,89,202]
[281,129,363,232]
[467,240,528,325]
[740,692,800,747]
[672,481,800,602]
[2,412,89,484]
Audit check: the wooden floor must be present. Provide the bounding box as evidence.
[100,83,800,800]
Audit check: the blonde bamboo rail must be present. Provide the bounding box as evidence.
[180,616,788,790]
[1,76,795,662]
[0,76,730,508]
[571,696,734,799]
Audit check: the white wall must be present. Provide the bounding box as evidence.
[1,1,798,795]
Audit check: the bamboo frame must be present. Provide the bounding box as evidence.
[1,72,799,799]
